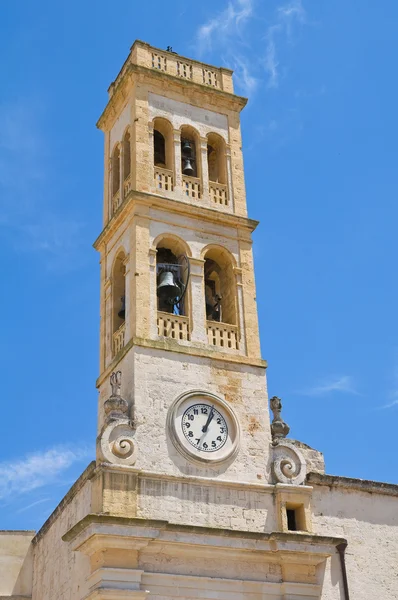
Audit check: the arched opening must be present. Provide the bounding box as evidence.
[154,130,166,167]
[112,252,126,338]
[156,236,190,317]
[111,146,120,197]
[180,125,200,179]
[153,118,173,170]
[203,247,237,325]
[123,131,131,179]
[207,133,227,184]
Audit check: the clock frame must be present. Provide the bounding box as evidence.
[167,390,240,466]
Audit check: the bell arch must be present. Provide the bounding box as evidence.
[154,234,191,316]
[153,117,174,170]
[111,144,121,196]
[111,250,126,336]
[202,245,238,325]
[207,132,227,184]
[180,125,201,179]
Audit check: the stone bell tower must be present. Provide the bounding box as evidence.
[93,40,271,482]
[60,41,343,599]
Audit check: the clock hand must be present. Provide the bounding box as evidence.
[202,405,215,433]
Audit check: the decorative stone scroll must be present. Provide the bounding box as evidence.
[272,440,307,486]
[98,371,137,466]
[99,419,137,466]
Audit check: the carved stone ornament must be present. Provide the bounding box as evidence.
[270,396,290,442]
[99,418,137,466]
[272,440,307,485]
[98,371,136,466]
[104,370,129,422]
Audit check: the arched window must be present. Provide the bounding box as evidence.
[207,133,227,184]
[112,252,126,337]
[156,237,190,316]
[153,118,173,169]
[123,131,131,179]
[203,247,237,325]
[111,146,120,196]
[180,126,200,179]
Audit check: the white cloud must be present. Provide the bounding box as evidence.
[197,0,253,54]
[15,497,51,514]
[302,375,359,397]
[264,26,281,89]
[196,1,309,96]
[230,55,259,96]
[0,445,91,500]
[263,0,307,89]
[380,399,398,410]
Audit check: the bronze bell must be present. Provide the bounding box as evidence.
[182,158,194,176]
[157,269,181,312]
[118,296,126,320]
[182,140,192,154]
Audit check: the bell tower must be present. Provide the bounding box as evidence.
[94,40,272,483]
[24,41,346,600]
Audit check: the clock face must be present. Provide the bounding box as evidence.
[182,404,228,452]
[167,391,240,465]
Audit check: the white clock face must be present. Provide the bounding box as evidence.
[182,404,228,452]
[167,391,240,465]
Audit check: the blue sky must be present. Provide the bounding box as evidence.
[1,0,397,530]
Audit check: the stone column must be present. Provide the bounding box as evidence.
[226,144,234,212]
[119,141,124,203]
[148,121,154,193]
[103,274,112,368]
[173,129,182,196]
[123,254,131,343]
[189,258,208,343]
[149,247,158,339]
[199,136,210,206]
[234,266,246,355]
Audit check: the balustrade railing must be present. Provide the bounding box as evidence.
[157,312,190,341]
[112,190,122,214]
[113,322,126,356]
[207,321,239,350]
[149,51,220,89]
[182,176,201,199]
[123,174,132,196]
[154,167,174,192]
[202,68,218,87]
[209,182,228,206]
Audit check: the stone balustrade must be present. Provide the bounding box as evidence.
[157,312,190,342]
[182,175,201,199]
[154,167,174,192]
[206,321,239,350]
[209,181,228,206]
[113,322,125,356]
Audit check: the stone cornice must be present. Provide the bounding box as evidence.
[97,63,247,132]
[96,336,267,388]
[307,472,398,496]
[94,462,285,492]
[93,190,258,251]
[63,513,346,551]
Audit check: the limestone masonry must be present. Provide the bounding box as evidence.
[0,40,397,600]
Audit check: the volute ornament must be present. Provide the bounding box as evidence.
[272,440,307,485]
[98,371,137,466]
